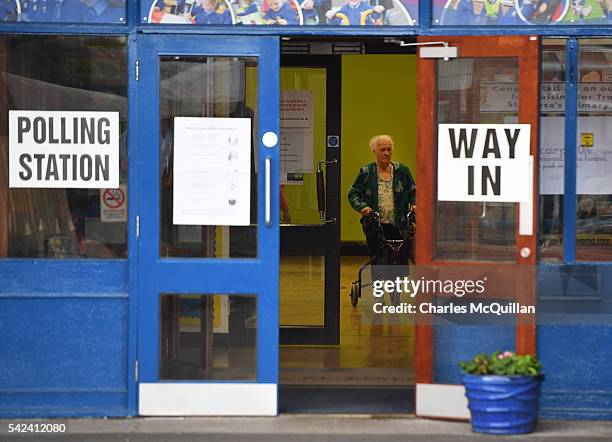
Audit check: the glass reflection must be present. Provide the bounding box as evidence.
[1,35,128,259]
[539,43,566,263]
[159,56,258,258]
[160,294,257,380]
[576,42,612,261]
[434,58,519,261]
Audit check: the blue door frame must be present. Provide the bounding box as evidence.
[136,34,280,414]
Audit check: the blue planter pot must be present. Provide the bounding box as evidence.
[462,374,543,435]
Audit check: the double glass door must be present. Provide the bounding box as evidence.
[136,35,280,416]
[134,33,541,416]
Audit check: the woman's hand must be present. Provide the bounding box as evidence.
[360,207,373,216]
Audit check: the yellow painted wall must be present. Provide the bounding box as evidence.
[341,54,417,242]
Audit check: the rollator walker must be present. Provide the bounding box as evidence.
[349,206,416,307]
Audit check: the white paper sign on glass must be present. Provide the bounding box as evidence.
[9,110,119,188]
[173,117,251,226]
[540,116,612,195]
[280,91,313,184]
[437,124,531,203]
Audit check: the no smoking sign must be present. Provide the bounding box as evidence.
[100,185,127,222]
[103,188,125,209]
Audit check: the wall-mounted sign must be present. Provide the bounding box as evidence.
[9,111,119,189]
[437,124,531,202]
[173,117,251,226]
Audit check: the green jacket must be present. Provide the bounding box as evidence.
[348,162,416,233]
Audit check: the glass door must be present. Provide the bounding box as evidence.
[415,36,540,418]
[136,35,279,416]
[279,56,341,346]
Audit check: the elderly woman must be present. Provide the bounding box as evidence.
[348,134,416,264]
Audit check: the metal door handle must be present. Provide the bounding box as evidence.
[317,159,338,224]
[265,156,271,226]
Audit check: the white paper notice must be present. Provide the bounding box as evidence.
[540,116,612,195]
[539,117,564,195]
[280,91,313,184]
[173,117,251,226]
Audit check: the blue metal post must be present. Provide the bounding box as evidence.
[563,38,578,264]
[126,30,139,416]
[418,0,431,30]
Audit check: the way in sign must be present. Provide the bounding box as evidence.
[448,127,523,197]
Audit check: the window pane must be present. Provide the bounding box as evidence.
[539,42,566,263]
[434,58,518,261]
[160,294,257,380]
[576,40,612,261]
[159,56,258,258]
[0,35,128,259]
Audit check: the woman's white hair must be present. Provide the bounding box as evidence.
[369,134,394,152]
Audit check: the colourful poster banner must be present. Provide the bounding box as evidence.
[143,0,418,25]
[0,0,125,23]
[433,0,612,26]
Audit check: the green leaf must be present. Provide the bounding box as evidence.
[458,350,542,376]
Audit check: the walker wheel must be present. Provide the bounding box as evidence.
[350,282,360,307]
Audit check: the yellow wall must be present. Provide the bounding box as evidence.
[341,54,417,242]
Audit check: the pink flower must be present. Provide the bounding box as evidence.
[497,354,504,360]
[503,351,513,358]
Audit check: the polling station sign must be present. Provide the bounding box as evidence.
[438,124,531,203]
[9,111,119,189]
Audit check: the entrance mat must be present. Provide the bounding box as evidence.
[280,368,414,386]
[279,386,414,414]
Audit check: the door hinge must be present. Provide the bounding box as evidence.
[135,60,140,81]
[134,359,139,383]
[136,215,140,238]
